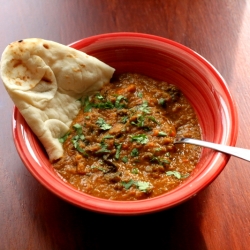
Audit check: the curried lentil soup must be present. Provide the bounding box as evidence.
[53,73,201,201]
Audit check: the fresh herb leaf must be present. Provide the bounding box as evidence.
[121,180,152,193]
[82,96,93,112]
[137,92,143,98]
[155,147,162,152]
[158,98,166,106]
[82,95,115,111]
[96,142,111,154]
[181,173,190,179]
[147,116,159,124]
[115,143,122,160]
[59,132,70,143]
[71,135,88,156]
[151,156,170,165]
[131,114,145,127]
[72,135,79,148]
[94,101,114,109]
[161,159,170,165]
[131,168,139,174]
[131,148,139,157]
[73,123,83,135]
[121,180,135,189]
[102,134,114,140]
[158,131,167,137]
[130,134,148,144]
[136,181,151,192]
[121,116,129,123]
[95,93,104,100]
[138,101,151,114]
[79,134,85,141]
[122,156,128,163]
[166,171,182,179]
[150,156,160,164]
[96,117,112,130]
[76,144,88,156]
[115,95,127,109]
[91,165,107,173]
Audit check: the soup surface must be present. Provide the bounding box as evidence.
[53,73,201,200]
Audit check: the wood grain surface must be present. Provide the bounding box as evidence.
[1,0,250,249]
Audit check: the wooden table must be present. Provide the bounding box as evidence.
[1,0,250,249]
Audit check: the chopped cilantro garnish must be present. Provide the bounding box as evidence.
[130,134,148,144]
[82,94,118,112]
[131,148,139,157]
[94,101,114,109]
[82,96,93,112]
[166,171,182,179]
[102,134,114,140]
[115,143,122,160]
[115,95,127,109]
[121,179,152,192]
[72,134,84,145]
[155,147,162,152]
[73,123,83,135]
[181,173,190,179]
[76,144,88,156]
[147,116,159,124]
[71,135,88,156]
[72,124,85,148]
[79,134,85,140]
[138,101,151,114]
[96,142,111,154]
[122,156,128,163]
[161,159,170,165]
[72,135,79,148]
[158,131,167,137]
[58,132,70,143]
[95,93,104,100]
[91,165,107,173]
[158,98,166,106]
[150,156,160,164]
[121,180,135,189]
[121,116,129,123]
[151,156,170,165]
[137,92,143,98]
[96,117,112,130]
[131,114,145,127]
[136,181,151,192]
[131,168,139,174]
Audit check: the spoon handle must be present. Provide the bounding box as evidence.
[174,138,250,162]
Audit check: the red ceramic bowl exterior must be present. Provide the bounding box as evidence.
[12,33,238,215]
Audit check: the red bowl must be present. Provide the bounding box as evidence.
[12,33,238,215]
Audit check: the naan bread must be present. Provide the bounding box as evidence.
[0,38,115,161]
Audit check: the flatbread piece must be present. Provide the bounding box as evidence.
[0,38,115,161]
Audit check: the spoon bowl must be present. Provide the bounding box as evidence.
[174,138,250,162]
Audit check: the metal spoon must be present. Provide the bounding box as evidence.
[174,137,250,162]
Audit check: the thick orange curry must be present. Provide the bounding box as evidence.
[53,73,201,201]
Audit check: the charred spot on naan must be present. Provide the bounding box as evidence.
[43,44,49,49]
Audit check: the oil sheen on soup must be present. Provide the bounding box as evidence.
[53,73,201,201]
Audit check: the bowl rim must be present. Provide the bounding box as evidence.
[12,32,238,215]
